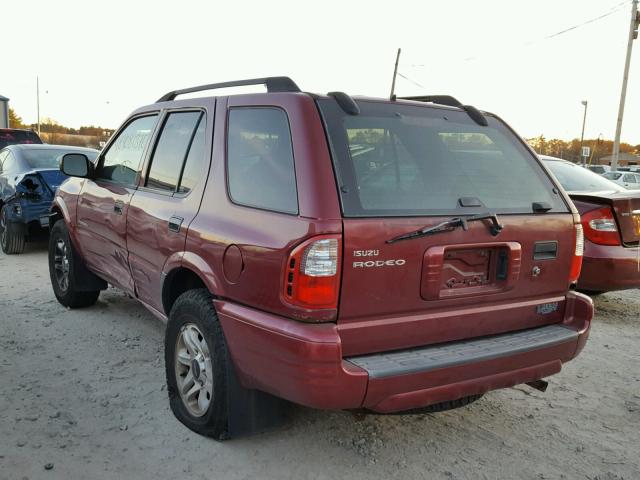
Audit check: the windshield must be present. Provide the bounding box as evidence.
[22,149,98,169]
[317,99,567,217]
[544,160,623,192]
[603,172,623,181]
[0,130,42,149]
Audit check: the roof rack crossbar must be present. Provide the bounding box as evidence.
[398,95,462,108]
[156,76,301,102]
[399,95,488,127]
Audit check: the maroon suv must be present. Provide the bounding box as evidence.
[48,77,593,439]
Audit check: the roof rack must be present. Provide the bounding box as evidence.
[399,95,488,127]
[398,95,462,108]
[156,76,301,102]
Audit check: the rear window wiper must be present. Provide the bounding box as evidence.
[386,213,504,244]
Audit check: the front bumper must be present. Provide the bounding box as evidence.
[579,240,640,292]
[215,291,592,413]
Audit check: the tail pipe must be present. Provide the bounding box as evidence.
[526,379,549,393]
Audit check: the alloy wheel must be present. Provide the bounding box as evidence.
[175,323,214,417]
[53,237,70,292]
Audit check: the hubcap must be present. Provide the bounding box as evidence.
[175,324,213,417]
[53,238,70,292]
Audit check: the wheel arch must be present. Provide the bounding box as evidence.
[162,266,216,317]
[49,199,70,229]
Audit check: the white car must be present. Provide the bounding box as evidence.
[602,171,640,190]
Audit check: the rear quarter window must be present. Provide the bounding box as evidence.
[226,107,298,214]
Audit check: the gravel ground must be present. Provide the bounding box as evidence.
[1,241,639,480]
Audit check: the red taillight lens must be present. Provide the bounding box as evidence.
[581,207,621,246]
[284,235,341,310]
[569,223,584,284]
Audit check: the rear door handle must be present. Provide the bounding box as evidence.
[114,200,124,215]
[168,216,184,233]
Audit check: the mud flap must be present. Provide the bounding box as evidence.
[68,232,108,292]
[226,358,288,439]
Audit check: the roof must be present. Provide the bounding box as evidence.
[6,144,99,153]
[538,154,571,164]
[0,128,35,133]
[0,94,8,101]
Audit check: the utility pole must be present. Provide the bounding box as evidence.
[390,48,401,99]
[579,100,588,164]
[36,76,40,136]
[611,0,639,171]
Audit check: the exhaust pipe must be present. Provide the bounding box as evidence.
[526,380,549,392]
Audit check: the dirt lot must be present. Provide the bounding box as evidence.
[0,242,639,480]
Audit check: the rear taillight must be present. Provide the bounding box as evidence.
[284,235,341,310]
[581,207,621,246]
[633,210,640,236]
[569,223,584,284]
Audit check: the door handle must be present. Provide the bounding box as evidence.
[168,216,184,233]
[114,200,124,215]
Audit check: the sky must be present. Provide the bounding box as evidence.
[2,0,639,144]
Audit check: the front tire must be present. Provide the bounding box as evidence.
[48,220,100,308]
[165,289,230,440]
[0,205,26,254]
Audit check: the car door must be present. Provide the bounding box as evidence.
[75,114,159,294]
[0,150,9,200]
[622,173,639,189]
[0,150,22,203]
[127,105,212,313]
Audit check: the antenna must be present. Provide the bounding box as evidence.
[390,48,401,99]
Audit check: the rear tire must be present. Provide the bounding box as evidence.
[165,289,230,440]
[48,220,100,308]
[0,205,26,255]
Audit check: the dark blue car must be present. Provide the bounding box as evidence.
[0,144,99,254]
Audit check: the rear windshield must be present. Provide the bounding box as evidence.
[544,161,624,192]
[23,149,98,169]
[317,99,567,217]
[0,130,42,149]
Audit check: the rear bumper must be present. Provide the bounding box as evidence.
[215,291,592,412]
[4,198,52,226]
[578,241,640,292]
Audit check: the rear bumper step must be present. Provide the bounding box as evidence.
[346,324,578,379]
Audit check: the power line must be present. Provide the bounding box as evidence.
[401,0,631,67]
[396,72,425,89]
[545,0,630,39]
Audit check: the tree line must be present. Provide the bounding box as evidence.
[526,135,639,163]
[8,108,114,138]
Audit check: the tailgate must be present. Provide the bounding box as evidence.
[314,95,576,356]
[338,214,576,355]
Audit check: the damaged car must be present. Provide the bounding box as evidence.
[0,144,98,254]
[541,155,640,293]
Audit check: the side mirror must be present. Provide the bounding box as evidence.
[61,153,92,178]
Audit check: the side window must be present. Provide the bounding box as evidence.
[178,115,206,194]
[146,111,203,192]
[227,108,298,214]
[0,150,7,173]
[97,115,158,186]
[3,152,17,175]
[624,174,636,183]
